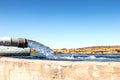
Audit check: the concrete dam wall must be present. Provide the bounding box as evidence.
[0,57,120,80]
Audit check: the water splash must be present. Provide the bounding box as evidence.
[28,40,53,54]
[28,40,58,59]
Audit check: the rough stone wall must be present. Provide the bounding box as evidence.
[0,57,120,80]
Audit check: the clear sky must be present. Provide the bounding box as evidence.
[0,0,120,48]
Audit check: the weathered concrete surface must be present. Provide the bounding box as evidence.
[0,57,120,80]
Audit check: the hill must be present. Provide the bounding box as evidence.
[52,46,120,54]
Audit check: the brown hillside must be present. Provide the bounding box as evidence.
[52,46,120,54]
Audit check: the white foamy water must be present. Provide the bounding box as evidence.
[28,40,58,59]
[28,40,53,54]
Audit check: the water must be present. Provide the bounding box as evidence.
[28,40,54,57]
[12,40,120,62]
[30,53,120,62]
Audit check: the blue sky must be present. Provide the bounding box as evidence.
[0,0,120,48]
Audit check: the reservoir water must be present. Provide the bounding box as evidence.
[13,53,120,62]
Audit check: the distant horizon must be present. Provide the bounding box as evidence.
[0,0,120,49]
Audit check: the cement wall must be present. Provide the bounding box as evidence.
[0,57,120,80]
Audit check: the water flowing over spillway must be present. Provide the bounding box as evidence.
[12,39,120,61]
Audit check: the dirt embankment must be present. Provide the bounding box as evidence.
[52,46,120,54]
